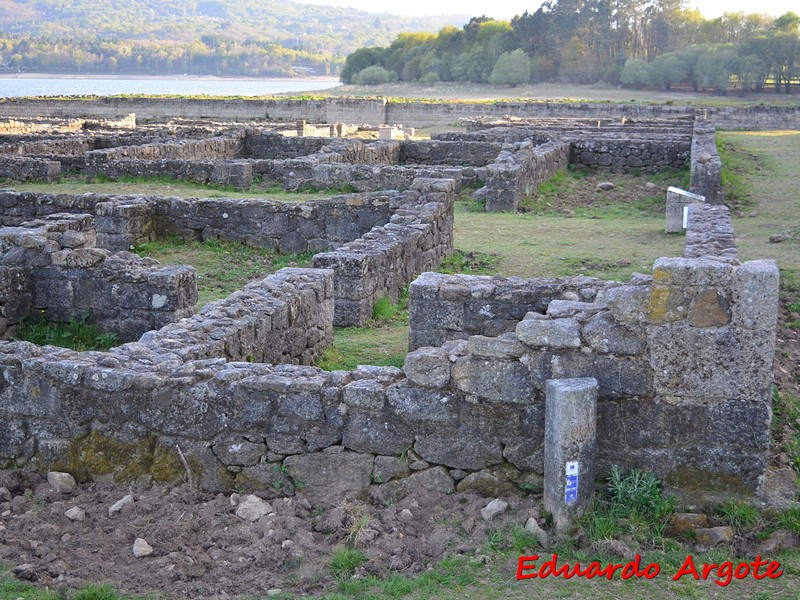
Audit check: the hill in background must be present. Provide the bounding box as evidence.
[0,0,466,77]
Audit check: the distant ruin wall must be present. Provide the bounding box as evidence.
[2,98,798,129]
[0,157,61,182]
[689,121,724,204]
[569,137,690,172]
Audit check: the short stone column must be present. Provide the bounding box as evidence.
[543,377,598,534]
[666,187,705,233]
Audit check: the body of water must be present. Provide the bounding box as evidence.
[0,76,340,98]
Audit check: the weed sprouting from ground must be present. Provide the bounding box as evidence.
[717,500,761,531]
[581,465,676,547]
[329,548,367,579]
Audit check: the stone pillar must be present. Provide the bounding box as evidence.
[544,377,598,534]
[666,187,705,233]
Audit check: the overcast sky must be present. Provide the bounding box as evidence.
[299,0,797,20]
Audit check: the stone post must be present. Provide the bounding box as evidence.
[544,377,598,534]
[666,187,705,233]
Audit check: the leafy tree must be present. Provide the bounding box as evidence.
[649,51,688,89]
[620,57,650,89]
[353,65,397,85]
[695,45,736,92]
[340,47,386,83]
[489,49,530,86]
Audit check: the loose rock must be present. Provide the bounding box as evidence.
[235,494,273,522]
[108,494,134,516]
[64,506,85,522]
[480,498,508,521]
[47,472,76,494]
[133,538,153,558]
[695,526,734,548]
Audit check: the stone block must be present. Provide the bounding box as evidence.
[452,355,534,403]
[342,379,386,410]
[372,455,410,483]
[466,333,525,358]
[732,260,780,330]
[342,412,414,455]
[284,451,374,506]
[648,323,774,400]
[516,318,581,349]
[403,347,450,388]
[414,425,503,471]
[582,312,644,355]
[652,257,733,287]
[386,382,455,423]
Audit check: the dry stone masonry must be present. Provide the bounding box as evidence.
[0,101,782,507]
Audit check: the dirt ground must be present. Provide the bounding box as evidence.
[0,471,543,598]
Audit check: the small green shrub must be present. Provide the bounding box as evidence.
[717,500,760,530]
[72,583,121,600]
[329,548,367,578]
[775,507,800,534]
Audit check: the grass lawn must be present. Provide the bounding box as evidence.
[10,175,351,202]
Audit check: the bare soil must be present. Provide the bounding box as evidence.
[0,471,541,598]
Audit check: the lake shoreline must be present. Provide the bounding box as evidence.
[0,73,340,83]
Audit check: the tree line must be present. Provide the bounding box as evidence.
[0,0,462,77]
[341,1,800,93]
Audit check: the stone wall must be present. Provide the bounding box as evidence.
[0,250,777,504]
[88,158,255,190]
[684,204,737,261]
[475,141,570,211]
[0,157,61,182]
[2,97,800,130]
[313,178,455,326]
[0,213,196,341]
[569,135,690,172]
[408,272,624,349]
[689,121,724,204]
[0,180,455,328]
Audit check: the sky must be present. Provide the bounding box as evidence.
[298,0,797,20]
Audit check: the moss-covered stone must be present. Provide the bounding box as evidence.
[54,431,206,484]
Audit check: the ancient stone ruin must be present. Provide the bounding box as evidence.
[0,101,781,508]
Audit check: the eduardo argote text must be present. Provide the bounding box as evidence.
[517,553,783,587]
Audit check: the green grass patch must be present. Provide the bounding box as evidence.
[316,293,409,371]
[717,500,761,531]
[717,140,758,210]
[15,312,120,351]
[11,174,357,203]
[329,548,367,579]
[134,236,314,308]
[437,249,501,275]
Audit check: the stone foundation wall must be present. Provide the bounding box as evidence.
[0,157,61,182]
[476,141,570,211]
[313,178,455,326]
[689,121,724,204]
[569,136,690,172]
[2,98,799,130]
[398,141,502,167]
[88,158,255,190]
[0,250,777,504]
[0,213,196,341]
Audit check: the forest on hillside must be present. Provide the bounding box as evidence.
[0,0,463,77]
[342,0,800,94]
